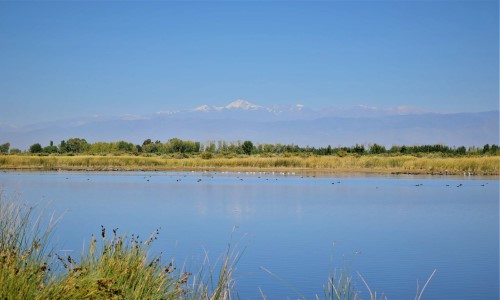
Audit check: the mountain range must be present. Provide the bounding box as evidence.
[1,100,498,150]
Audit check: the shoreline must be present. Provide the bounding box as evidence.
[1,165,495,176]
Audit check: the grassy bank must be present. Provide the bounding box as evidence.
[1,154,499,175]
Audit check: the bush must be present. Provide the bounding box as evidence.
[337,150,348,157]
[201,152,213,159]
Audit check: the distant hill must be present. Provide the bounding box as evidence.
[1,100,498,150]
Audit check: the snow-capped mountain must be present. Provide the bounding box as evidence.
[185,100,428,119]
[225,99,265,110]
[192,100,267,112]
[1,98,497,150]
[192,105,214,112]
[187,100,321,120]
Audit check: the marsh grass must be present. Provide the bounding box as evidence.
[1,154,499,175]
[40,227,185,299]
[0,193,56,300]
[260,249,436,300]
[321,268,358,300]
[182,226,244,300]
[185,243,241,300]
[321,269,436,300]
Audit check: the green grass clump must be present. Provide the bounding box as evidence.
[0,194,55,300]
[41,228,185,299]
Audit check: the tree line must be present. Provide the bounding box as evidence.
[0,139,499,156]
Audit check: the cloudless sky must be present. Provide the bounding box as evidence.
[0,0,498,125]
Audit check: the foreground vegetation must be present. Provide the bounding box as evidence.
[1,195,436,299]
[1,154,499,175]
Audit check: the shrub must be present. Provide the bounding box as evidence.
[201,152,213,159]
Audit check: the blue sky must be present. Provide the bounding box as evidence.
[0,0,498,126]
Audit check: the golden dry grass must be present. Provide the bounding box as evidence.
[1,154,499,175]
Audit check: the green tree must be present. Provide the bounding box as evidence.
[389,145,401,154]
[483,144,490,154]
[116,141,135,152]
[166,138,184,153]
[490,144,499,154]
[41,140,58,153]
[326,145,332,155]
[142,139,156,153]
[43,145,58,154]
[352,144,365,154]
[59,140,67,153]
[241,140,254,155]
[205,141,216,153]
[65,138,89,153]
[456,146,466,155]
[29,143,42,153]
[369,143,386,154]
[0,142,10,153]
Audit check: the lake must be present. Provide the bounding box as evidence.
[0,171,498,299]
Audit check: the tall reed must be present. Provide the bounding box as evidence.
[0,193,56,300]
[184,229,242,300]
[41,228,183,299]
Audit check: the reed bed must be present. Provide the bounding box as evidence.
[1,155,499,175]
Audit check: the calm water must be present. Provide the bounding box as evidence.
[0,171,498,299]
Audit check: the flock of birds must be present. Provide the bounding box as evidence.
[55,171,493,189]
[132,172,492,189]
